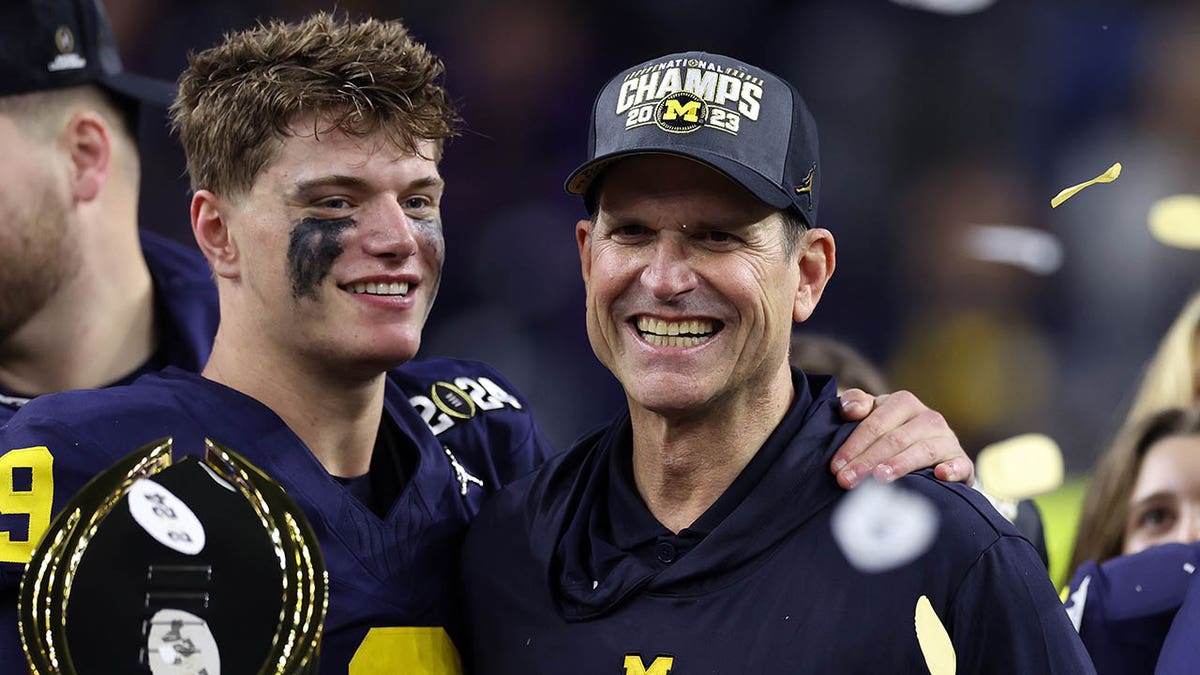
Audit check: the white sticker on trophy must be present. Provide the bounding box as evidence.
[146,608,221,675]
[128,478,206,555]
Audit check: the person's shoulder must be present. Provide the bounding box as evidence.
[895,470,1023,551]
[388,357,536,415]
[4,370,199,432]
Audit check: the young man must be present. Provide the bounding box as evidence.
[0,1,218,420]
[0,14,548,673]
[461,51,1096,673]
[0,16,976,673]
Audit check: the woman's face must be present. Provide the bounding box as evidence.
[1124,433,1200,555]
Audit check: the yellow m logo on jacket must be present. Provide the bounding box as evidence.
[623,654,674,675]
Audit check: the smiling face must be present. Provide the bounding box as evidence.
[1123,433,1200,555]
[577,154,834,418]
[212,118,445,376]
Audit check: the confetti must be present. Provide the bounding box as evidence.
[1148,194,1200,249]
[963,224,1063,275]
[831,478,939,574]
[975,433,1064,501]
[1050,162,1121,208]
[891,0,996,15]
[915,595,956,675]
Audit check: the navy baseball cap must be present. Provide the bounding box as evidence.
[566,51,820,227]
[0,0,174,106]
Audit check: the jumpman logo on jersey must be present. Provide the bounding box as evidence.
[443,446,484,496]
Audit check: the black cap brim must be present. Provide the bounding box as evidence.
[566,148,794,213]
[99,71,176,108]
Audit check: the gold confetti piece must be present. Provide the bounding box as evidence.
[1050,162,1121,208]
[1148,194,1200,249]
[975,433,1064,501]
[915,595,956,675]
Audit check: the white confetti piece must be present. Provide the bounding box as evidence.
[891,0,995,15]
[963,224,1063,276]
[831,478,939,574]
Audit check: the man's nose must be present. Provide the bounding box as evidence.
[361,199,419,259]
[641,234,698,301]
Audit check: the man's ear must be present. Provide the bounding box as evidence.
[794,228,836,323]
[63,111,111,204]
[191,190,240,279]
[576,218,594,286]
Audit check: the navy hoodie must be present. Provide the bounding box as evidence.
[462,370,1095,674]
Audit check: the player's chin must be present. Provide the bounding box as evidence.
[337,350,417,379]
[336,334,421,374]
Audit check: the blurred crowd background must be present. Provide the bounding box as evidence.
[104,0,1199,470]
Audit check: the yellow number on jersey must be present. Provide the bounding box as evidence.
[350,626,463,675]
[0,446,54,563]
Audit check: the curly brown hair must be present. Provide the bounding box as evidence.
[170,12,461,197]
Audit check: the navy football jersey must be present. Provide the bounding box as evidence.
[1064,542,1200,674]
[462,369,1095,674]
[0,361,551,673]
[0,230,219,422]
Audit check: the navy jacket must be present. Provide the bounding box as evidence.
[0,361,551,673]
[463,370,1095,674]
[1065,542,1200,674]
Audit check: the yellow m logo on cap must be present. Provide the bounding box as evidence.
[661,99,701,123]
[623,655,674,675]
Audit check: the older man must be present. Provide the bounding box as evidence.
[461,51,1095,673]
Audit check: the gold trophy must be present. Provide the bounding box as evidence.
[19,438,328,674]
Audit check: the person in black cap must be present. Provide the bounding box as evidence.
[460,52,1096,672]
[0,0,218,425]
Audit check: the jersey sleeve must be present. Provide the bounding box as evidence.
[0,413,121,671]
[475,367,555,488]
[951,534,1097,674]
[392,358,557,490]
[0,414,119,584]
